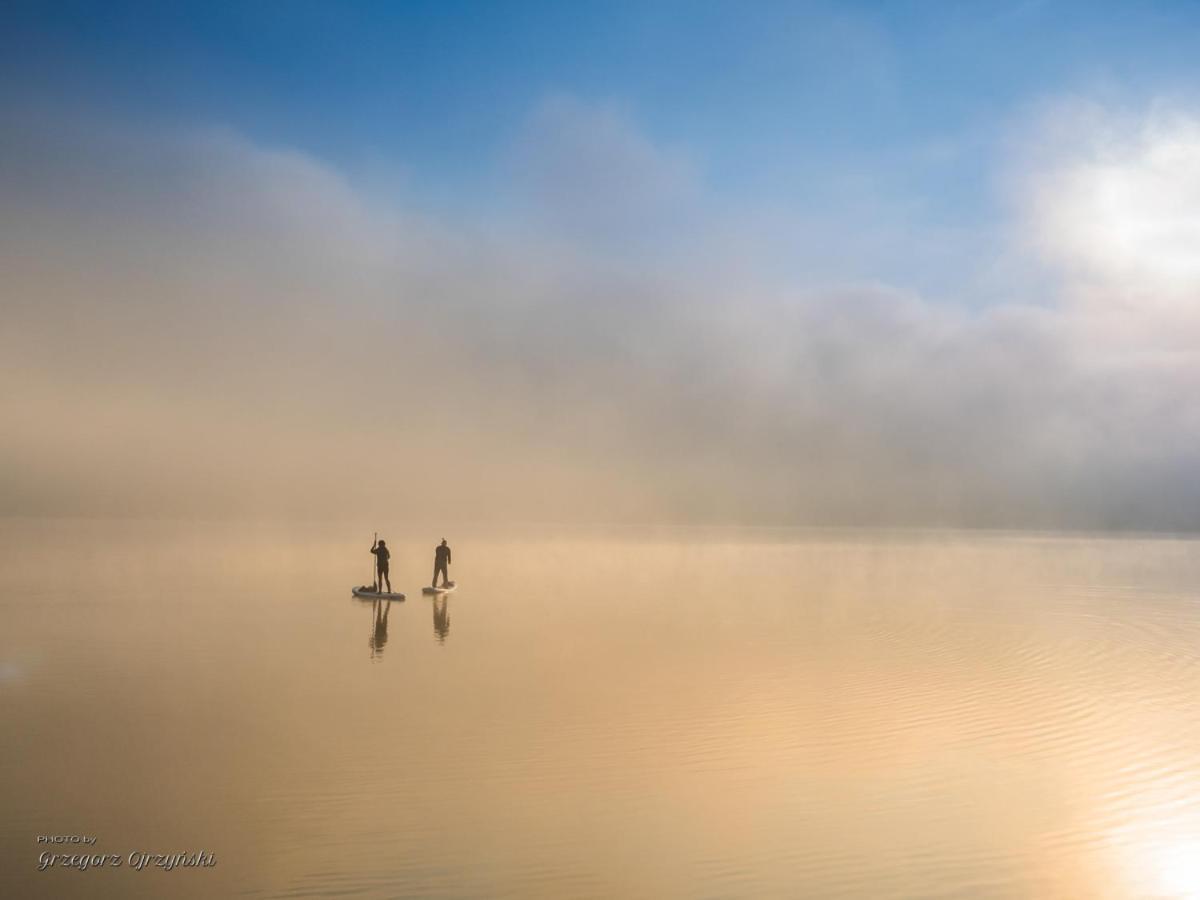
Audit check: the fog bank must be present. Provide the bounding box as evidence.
[4,101,1200,528]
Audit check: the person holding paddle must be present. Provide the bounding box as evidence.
[370,535,392,593]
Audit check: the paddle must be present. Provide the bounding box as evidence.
[371,531,377,591]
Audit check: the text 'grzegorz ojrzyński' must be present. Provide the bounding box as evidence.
[38,850,216,871]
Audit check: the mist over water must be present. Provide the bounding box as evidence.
[5,105,1200,529]
[8,7,1200,899]
[3,520,1200,898]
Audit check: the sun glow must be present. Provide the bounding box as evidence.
[1144,839,1200,898]
[1110,822,1200,900]
[1029,108,1200,303]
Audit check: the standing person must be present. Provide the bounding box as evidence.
[371,538,392,593]
[432,538,452,588]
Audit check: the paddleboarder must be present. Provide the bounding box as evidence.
[371,537,392,593]
[432,538,452,588]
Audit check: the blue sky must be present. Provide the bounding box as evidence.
[6,0,1200,216]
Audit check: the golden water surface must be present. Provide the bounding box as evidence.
[2,520,1199,898]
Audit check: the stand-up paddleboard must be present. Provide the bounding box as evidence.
[352,586,406,600]
[422,582,456,595]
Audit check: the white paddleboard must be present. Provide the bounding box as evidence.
[422,581,456,595]
[352,586,406,600]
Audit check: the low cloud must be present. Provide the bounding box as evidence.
[510,94,702,249]
[3,99,1199,528]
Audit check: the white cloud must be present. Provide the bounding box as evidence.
[509,95,702,250]
[4,98,1200,528]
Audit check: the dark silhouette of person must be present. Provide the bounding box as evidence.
[371,538,392,593]
[432,595,450,643]
[432,538,452,587]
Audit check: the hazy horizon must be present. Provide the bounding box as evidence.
[5,2,1200,529]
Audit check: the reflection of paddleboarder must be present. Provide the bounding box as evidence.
[371,537,392,593]
[432,539,452,588]
[432,595,450,643]
[370,598,391,658]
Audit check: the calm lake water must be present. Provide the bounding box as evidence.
[2,519,1200,899]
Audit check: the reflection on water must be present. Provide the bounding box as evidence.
[2,520,1200,899]
[369,599,391,660]
[432,595,450,644]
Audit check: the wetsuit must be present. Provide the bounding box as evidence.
[433,543,451,587]
[371,543,391,591]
